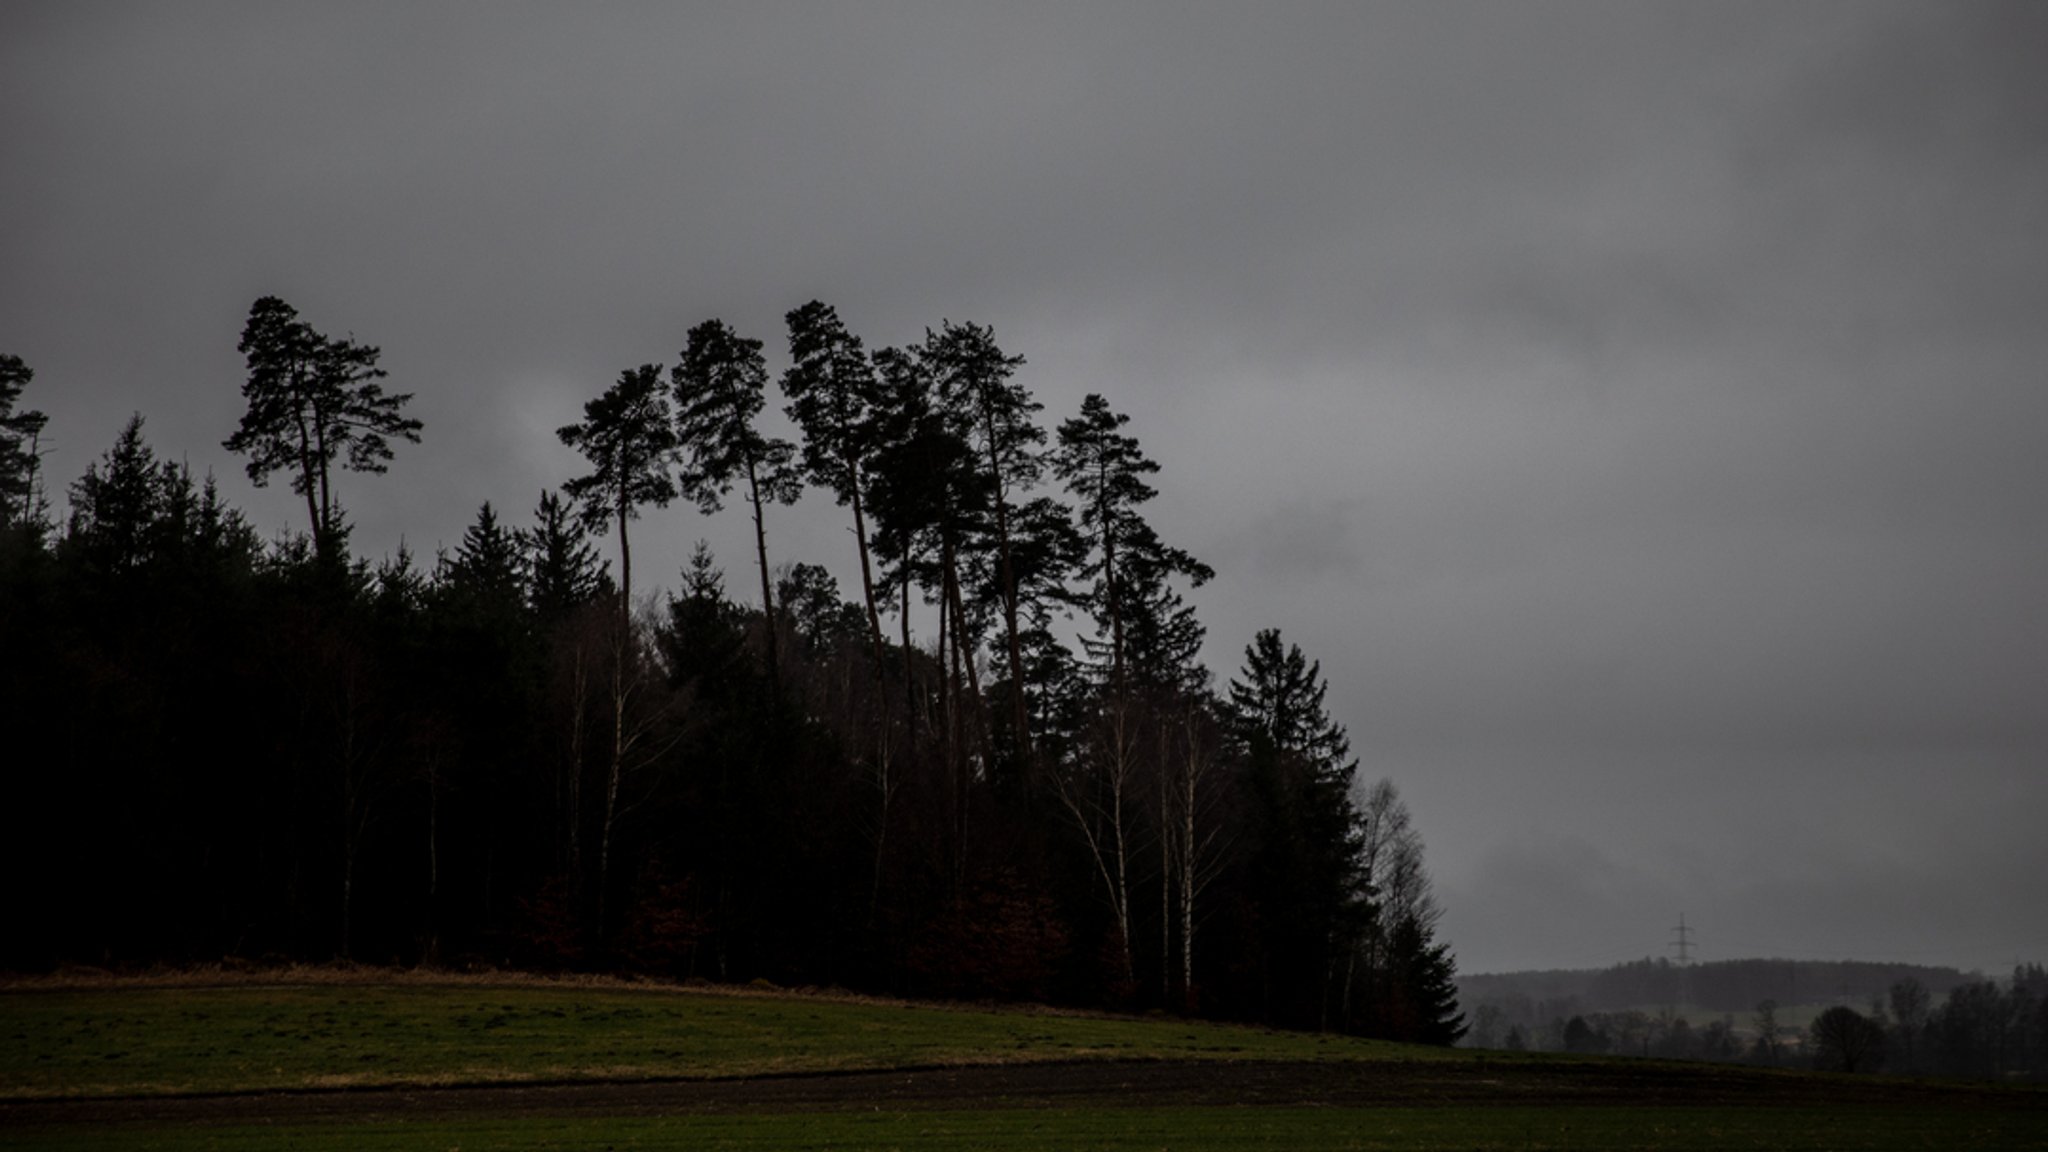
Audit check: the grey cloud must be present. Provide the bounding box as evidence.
[5,1,2044,978]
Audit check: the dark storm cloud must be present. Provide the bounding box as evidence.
[4,1,2043,975]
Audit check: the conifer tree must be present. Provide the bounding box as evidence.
[65,415,186,576]
[924,321,1041,754]
[522,488,607,619]
[782,301,890,669]
[224,296,421,565]
[442,502,526,614]
[674,319,803,691]
[558,365,678,635]
[1053,393,1213,693]
[1227,629,1369,1029]
[1385,914,1466,1045]
[557,363,680,918]
[0,354,49,536]
[865,342,994,896]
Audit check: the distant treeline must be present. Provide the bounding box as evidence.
[1463,961,2047,1082]
[1461,956,1979,1017]
[0,303,1461,1044]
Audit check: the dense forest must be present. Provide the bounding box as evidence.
[0,298,1463,1044]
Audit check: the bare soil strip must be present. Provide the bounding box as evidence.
[6,1059,2043,1129]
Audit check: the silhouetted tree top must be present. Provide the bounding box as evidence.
[782,301,892,666]
[223,296,421,562]
[522,488,608,619]
[556,364,680,538]
[865,344,992,578]
[781,301,884,506]
[672,319,801,515]
[0,353,49,533]
[2,295,1482,1047]
[441,502,526,617]
[556,362,679,634]
[66,415,178,576]
[64,414,258,582]
[923,321,1041,493]
[674,318,803,688]
[1228,628,1352,776]
[1054,393,1212,690]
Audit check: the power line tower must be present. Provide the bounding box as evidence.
[1670,913,1695,964]
[1669,914,1696,1016]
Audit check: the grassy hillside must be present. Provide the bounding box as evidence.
[6,974,2043,1152]
[0,974,1440,1099]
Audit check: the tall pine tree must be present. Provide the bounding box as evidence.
[674,319,803,692]
[224,296,421,566]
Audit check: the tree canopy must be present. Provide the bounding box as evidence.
[223,296,420,563]
[1,300,1478,1051]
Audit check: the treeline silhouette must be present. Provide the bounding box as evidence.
[1462,956,1981,1018]
[1465,963,2048,1081]
[0,302,1462,1044]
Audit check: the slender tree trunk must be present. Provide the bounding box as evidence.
[291,378,323,560]
[946,556,991,772]
[1159,720,1171,1007]
[1051,705,1135,996]
[598,496,631,927]
[425,752,440,964]
[1178,768,1196,1010]
[868,751,891,925]
[1098,463,1124,689]
[1109,702,1134,992]
[599,652,625,927]
[996,504,1029,753]
[616,496,633,642]
[940,537,991,901]
[937,541,953,761]
[936,540,960,899]
[337,666,360,961]
[566,636,587,878]
[340,848,354,960]
[309,381,334,563]
[898,553,917,728]
[972,390,1032,758]
[744,455,780,692]
[850,476,888,675]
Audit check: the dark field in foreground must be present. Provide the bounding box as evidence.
[3,978,2043,1151]
[10,1105,2048,1152]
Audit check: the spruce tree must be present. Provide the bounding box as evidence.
[65,415,186,577]
[442,502,526,614]
[522,488,607,619]
[1226,629,1369,1029]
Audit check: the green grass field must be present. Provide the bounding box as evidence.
[0,978,1436,1098]
[3,976,2043,1151]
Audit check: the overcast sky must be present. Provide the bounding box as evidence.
[5,2,2044,976]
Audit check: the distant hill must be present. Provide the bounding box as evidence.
[1460,957,1979,1017]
